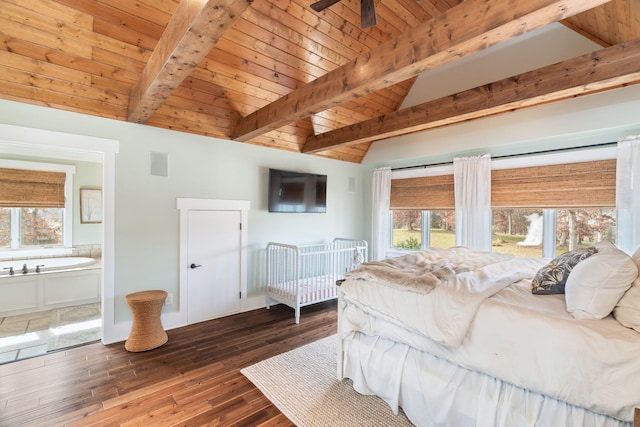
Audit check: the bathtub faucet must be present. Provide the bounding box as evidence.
[36,265,44,273]
[22,263,28,274]
[3,267,14,276]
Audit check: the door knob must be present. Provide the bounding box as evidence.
[190,263,202,269]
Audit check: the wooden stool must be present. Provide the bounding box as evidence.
[125,290,168,352]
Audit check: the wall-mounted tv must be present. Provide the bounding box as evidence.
[268,168,327,213]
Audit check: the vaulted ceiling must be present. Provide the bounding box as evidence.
[1,0,639,163]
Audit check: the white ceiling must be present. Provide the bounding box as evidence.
[401,23,601,109]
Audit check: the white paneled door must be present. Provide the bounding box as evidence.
[186,209,241,324]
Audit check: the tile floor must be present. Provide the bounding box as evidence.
[0,303,101,364]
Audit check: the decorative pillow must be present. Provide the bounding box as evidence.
[565,247,638,320]
[613,247,640,331]
[531,247,597,295]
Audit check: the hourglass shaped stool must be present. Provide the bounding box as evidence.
[125,290,168,352]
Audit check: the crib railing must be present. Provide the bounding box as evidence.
[266,238,368,323]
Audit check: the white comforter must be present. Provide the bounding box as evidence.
[341,247,546,347]
[339,248,640,422]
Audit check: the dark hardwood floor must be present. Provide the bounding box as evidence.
[0,301,338,426]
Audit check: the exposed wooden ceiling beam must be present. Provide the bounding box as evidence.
[303,39,640,153]
[231,0,612,142]
[128,0,252,124]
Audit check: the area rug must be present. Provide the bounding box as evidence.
[47,303,101,352]
[241,335,414,426]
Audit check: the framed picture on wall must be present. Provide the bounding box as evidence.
[80,187,102,224]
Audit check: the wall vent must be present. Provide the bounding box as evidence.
[348,176,356,193]
[149,151,169,177]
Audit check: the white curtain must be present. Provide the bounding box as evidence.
[454,155,492,251]
[616,135,640,254]
[371,167,392,261]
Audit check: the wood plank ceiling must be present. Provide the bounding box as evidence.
[1,0,639,163]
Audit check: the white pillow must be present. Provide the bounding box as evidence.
[613,276,640,332]
[594,239,616,252]
[565,247,638,320]
[612,247,640,331]
[632,246,640,267]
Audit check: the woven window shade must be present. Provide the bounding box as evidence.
[390,174,454,210]
[390,159,616,210]
[491,159,616,208]
[0,168,66,208]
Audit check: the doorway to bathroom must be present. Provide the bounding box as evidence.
[0,125,110,363]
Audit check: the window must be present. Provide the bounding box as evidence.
[430,210,456,249]
[392,210,422,249]
[555,208,616,254]
[492,209,544,258]
[388,147,618,258]
[392,209,456,250]
[21,208,64,246]
[491,158,616,258]
[0,160,74,256]
[491,208,616,258]
[0,208,9,248]
[390,166,456,251]
[0,207,64,249]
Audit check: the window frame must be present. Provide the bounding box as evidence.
[0,159,75,257]
[387,146,618,258]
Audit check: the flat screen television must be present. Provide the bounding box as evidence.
[268,169,327,213]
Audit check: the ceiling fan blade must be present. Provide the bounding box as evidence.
[310,0,342,12]
[360,0,377,29]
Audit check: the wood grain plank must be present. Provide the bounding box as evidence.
[92,17,159,51]
[239,8,347,70]
[231,0,612,142]
[0,63,127,108]
[145,113,233,140]
[0,15,92,60]
[0,78,128,119]
[127,0,252,123]
[55,0,169,39]
[0,50,90,85]
[285,0,388,47]
[56,0,174,29]
[0,2,150,61]
[6,0,94,30]
[0,35,138,85]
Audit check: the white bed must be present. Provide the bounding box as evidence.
[266,237,367,323]
[337,246,640,427]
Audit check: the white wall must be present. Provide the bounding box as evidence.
[0,99,365,336]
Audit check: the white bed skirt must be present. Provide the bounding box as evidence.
[342,332,630,427]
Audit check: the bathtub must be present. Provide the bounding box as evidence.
[0,256,97,276]
[0,257,101,317]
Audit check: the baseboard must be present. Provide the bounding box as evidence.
[103,294,268,345]
[241,294,266,312]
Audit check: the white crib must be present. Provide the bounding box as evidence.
[266,237,368,323]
